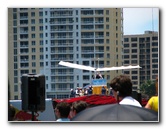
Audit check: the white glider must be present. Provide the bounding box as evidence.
[58,61,141,72]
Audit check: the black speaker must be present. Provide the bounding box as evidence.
[21,74,45,112]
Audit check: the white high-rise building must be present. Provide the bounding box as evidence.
[8,8,124,99]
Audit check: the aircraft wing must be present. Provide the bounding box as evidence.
[59,61,96,71]
[96,65,141,71]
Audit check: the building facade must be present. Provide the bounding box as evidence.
[123,31,159,91]
[8,8,124,99]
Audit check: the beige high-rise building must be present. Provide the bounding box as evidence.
[8,8,124,99]
[123,31,159,91]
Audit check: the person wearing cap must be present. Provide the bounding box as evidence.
[110,74,142,107]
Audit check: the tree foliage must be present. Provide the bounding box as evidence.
[140,80,156,98]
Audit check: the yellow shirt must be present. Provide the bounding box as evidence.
[147,96,158,112]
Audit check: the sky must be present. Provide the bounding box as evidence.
[123,8,159,35]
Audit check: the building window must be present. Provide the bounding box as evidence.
[124,38,129,42]
[39,12,43,16]
[106,39,109,44]
[32,55,36,60]
[32,41,36,46]
[132,76,138,80]
[106,32,109,36]
[131,37,137,42]
[40,48,43,52]
[124,55,129,59]
[124,71,130,74]
[32,48,36,53]
[32,62,36,67]
[40,62,44,67]
[124,44,129,47]
[106,10,109,15]
[31,19,35,24]
[14,70,18,76]
[39,19,43,23]
[132,43,137,47]
[32,69,36,74]
[31,12,35,17]
[124,49,129,53]
[131,55,137,58]
[131,60,137,64]
[106,25,109,29]
[31,26,35,31]
[14,77,18,83]
[132,71,138,74]
[107,53,110,58]
[14,85,18,92]
[31,34,35,38]
[132,49,137,53]
[13,20,17,26]
[13,28,17,33]
[106,17,109,22]
[14,96,18,100]
[106,46,109,51]
[40,33,43,38]
[40,40,43,45]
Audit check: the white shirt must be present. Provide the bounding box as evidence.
[119,96,142,107]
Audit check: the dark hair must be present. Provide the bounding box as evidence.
[110,74,132,97]
[72,101,88,114]
[8,105,16,121]
[56,102,71,118]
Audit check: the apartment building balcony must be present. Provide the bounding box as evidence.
[19,8,28,11]
[50,36,73,39]
[19,31,28,34]
[51,79,74,83]
[50,14,73,17]
[20,59,29,63]
[51,88,71,92]
[51,43,74,47]
[95,21,104,24]
[82,50,94,53]
[81,21,94,24]
[20,45,28,48]
[50,28,73,32]
[49,21,74,25]
[50,57,73,61]
[19,23,28,26]
[81,35,94,38]
[95,35,104,38]
[19,16,28,20]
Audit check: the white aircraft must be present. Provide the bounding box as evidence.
[58,61,141,72]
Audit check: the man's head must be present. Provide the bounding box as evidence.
[70,101,88,118]
[110,74,132,100]
[55,102,71,119]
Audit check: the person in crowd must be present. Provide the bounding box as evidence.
[101,86,106,95]
[145,96,158,112]
[79,89,84,96]
[83,88,88,95]
[8,104,16,121]
[110,74,142,107]
[110,87,113,96]
[70,89,76,98]
[145,76,158,112]
[70,101,88,119]
[75,87,80,97]
[55,101,71,121]
[88,86,93,95]
[96,72,103,79]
